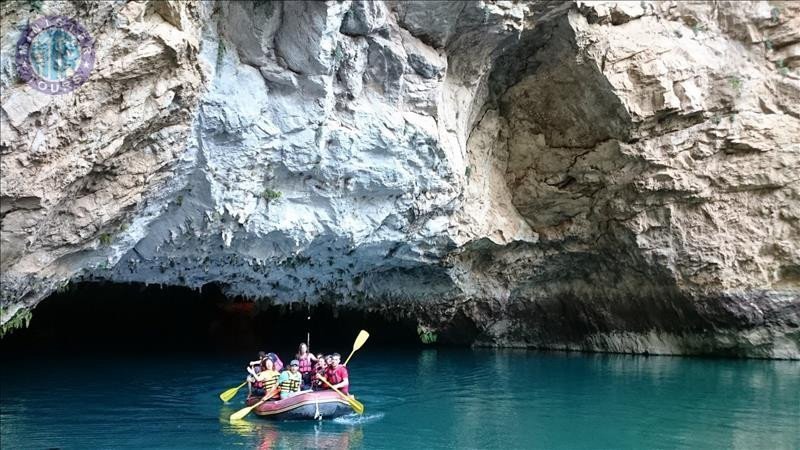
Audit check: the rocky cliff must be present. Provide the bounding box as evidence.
[2,0,798,358]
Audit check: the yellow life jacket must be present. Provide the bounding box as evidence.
[279,372,301,394]
[258,370,280,392]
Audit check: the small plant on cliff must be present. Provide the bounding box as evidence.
[99,233,112,246]
[770,6,781,23]
[417,325,438,344]
[0,309,33,337]
[216,39,226,72]
[261,188,282,203]
[776,59,789,76]
[728,76,742,92]
[56,280,71,294]
[332,43,345,66]
[26,0,43,12]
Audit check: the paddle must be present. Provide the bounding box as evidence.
[219,381,247,402]
[343,330,370,366]
[229,387,278,421]
[317,375,364,414]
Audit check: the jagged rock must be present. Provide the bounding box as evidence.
[340,0,387,36]
[1,1,798,358]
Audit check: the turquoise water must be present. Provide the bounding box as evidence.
[1,349,798,449]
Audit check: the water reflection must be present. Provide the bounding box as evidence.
[220,412,364,449]
[404,349,800,449]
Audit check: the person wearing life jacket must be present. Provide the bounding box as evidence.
[277,360,303,399]
[319,352,349,395]
[266,352,284,372]
[246,351,268,396]
[255,358,281,400]
[295,342,317,389]
[249,351,267,373]
[311,353,327,390]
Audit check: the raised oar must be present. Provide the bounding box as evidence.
[229,387,278,421]
[219,381,247,402]
[317,375,364,414]
[343,330,370,366]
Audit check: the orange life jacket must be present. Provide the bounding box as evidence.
[297,354,313,373]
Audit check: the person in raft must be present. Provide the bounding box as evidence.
[255,358,281,400]
[248,351,267,373]
[277,359,303,399]
[295,343,318,389]
[266,352,284,372]
[319,352,349,394]
[246,351,268,396]
[311,353,327,390]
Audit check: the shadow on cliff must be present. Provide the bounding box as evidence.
[0,282,423,355]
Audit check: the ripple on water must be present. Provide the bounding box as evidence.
[332,412,385,426]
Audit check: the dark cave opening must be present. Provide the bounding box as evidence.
[0,282,423,355]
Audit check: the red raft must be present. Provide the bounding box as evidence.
[245,390,353,420]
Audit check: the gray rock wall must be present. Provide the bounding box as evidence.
[1,1,798,358]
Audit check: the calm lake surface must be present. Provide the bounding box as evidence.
[1,349,798,449]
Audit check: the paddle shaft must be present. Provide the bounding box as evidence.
[343,349,356,367]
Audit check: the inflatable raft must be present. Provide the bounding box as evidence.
[245,390,353,420]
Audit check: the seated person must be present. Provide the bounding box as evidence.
[311,353,327,390]
[255,358,281,400]
[246,351,267,395]
[277,360,303,399]
[319,352,349,395]
[248,351,267,372]
[267,352,284,372]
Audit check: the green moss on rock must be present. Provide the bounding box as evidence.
[417,325,438,344]
[0,308,33,337]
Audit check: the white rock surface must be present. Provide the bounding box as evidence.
[1,1,798,358]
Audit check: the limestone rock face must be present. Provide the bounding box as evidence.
[1,1,798,358]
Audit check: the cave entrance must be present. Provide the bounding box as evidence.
[0,282,422,355]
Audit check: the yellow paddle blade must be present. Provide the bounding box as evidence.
[318,376,365,414]
[219,381,247,402]
[348,396,365,415]
[343,330,370,366]
[229,404,256,421]
[353,330,369,352]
